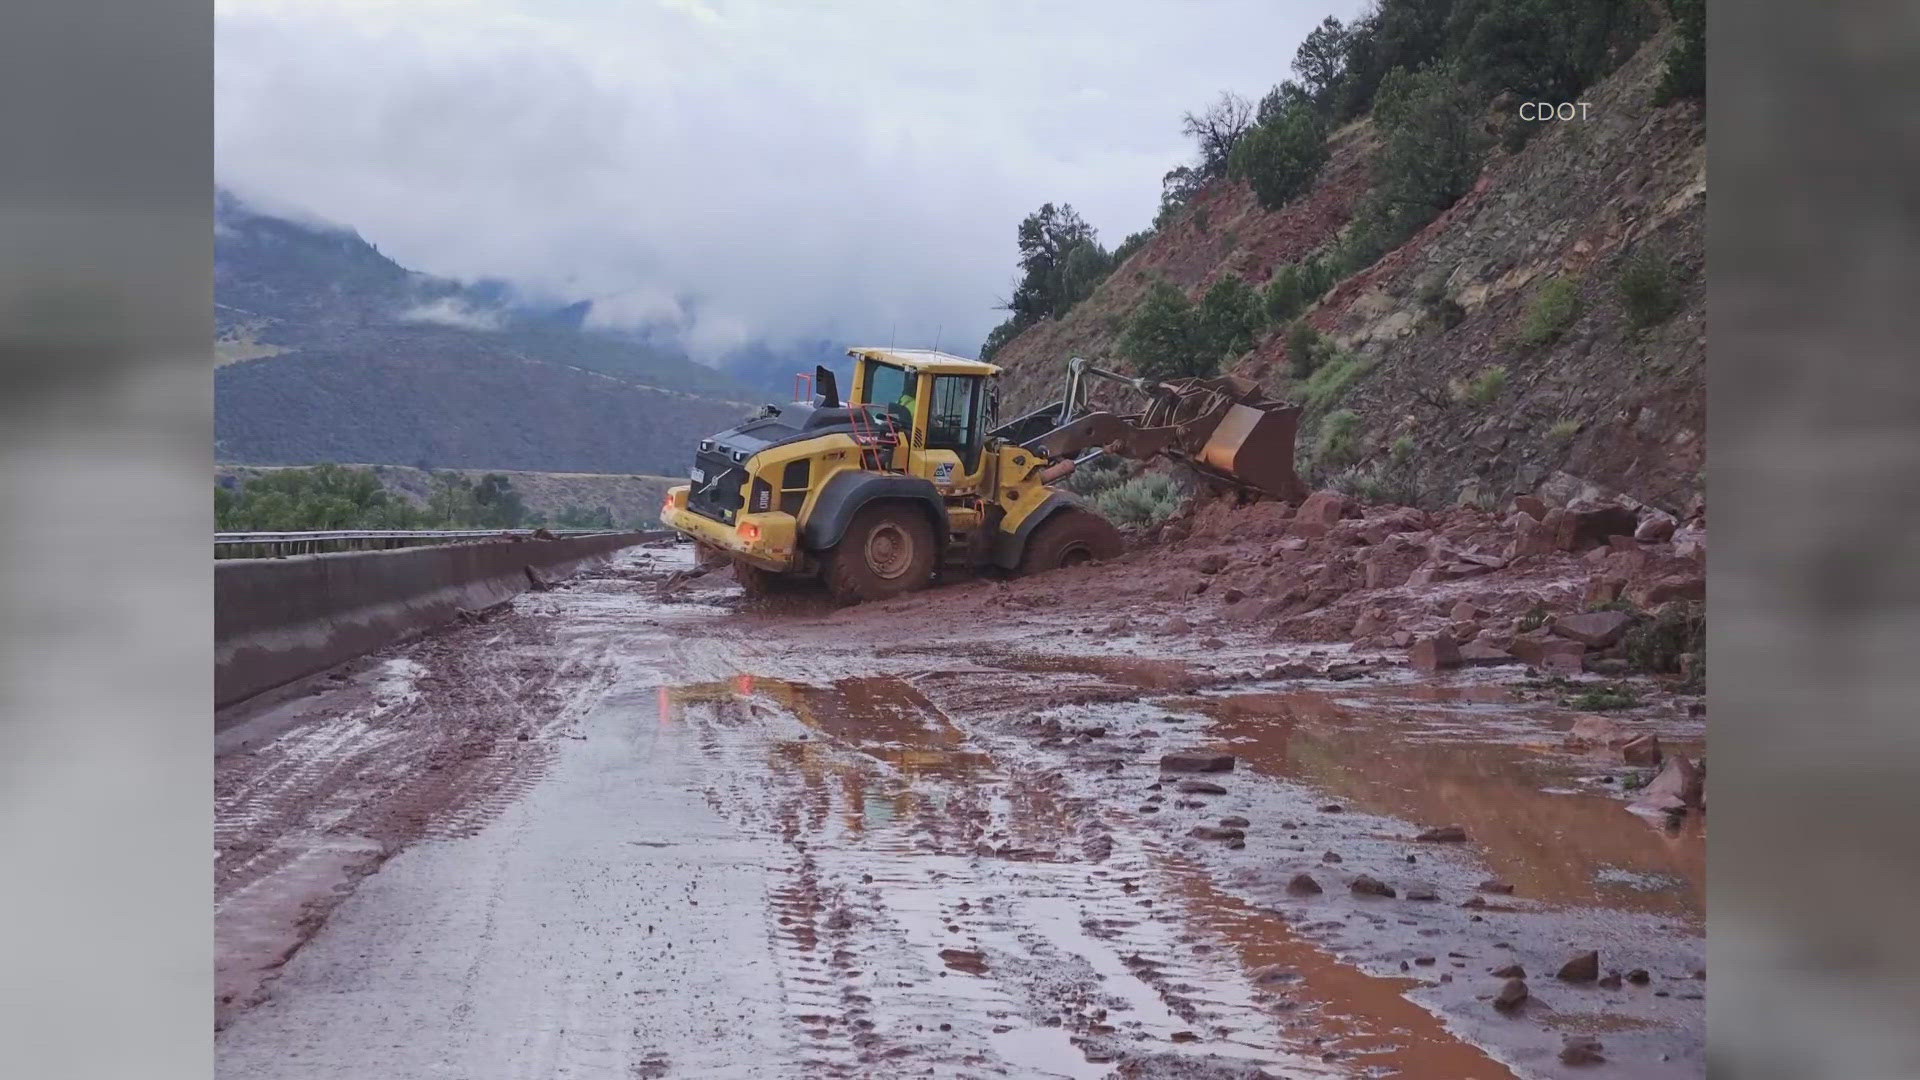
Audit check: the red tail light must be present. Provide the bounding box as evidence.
[738,521,762,542]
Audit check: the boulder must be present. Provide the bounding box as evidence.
[1512,495,1547,520]
[1634,513,1677,543]
[1551,610,1634,648]
[1620,733,1662,766]
[1511,634,1587,669]
[1189,825,1245,842]
[1492,963,1526,978]
[1459,641,1516,666]
[1510,514,1558,557]
[1160,751,1235,773]
[1493,978,1529,1012]
[1195,552,1230,575]
[1556,503,1639,552]
[1350,875,1396,898]
[1631,573,1706,606]
[1286,873,1322,896]
[1408,635,1463,672]
[1450,600,1485,622]
[1296,491,1347,528]
[1582,574,1626,607]
[1557,950,1600,983]
[1175,779,1227,795]
[1561,1036,1606,1066]
[1417,824,1468,842]
[1630,755,1705,815]
[1566,715,1624,748]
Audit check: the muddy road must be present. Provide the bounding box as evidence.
[216,544,1705,1078]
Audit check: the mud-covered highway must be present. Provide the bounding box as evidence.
[215,543,1705,1079]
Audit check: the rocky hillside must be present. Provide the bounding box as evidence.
[991,31,1704,517]
[213,191,756,474]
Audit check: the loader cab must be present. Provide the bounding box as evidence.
[846,348,1000,490]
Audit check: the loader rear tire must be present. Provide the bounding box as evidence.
[823,503,936,603]
[1020,508,1124,573]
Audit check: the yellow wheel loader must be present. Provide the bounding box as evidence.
[661,347,1305,602]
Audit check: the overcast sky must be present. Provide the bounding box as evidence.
[216,0,1365,358]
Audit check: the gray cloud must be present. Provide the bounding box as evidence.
[216,0,1365,357]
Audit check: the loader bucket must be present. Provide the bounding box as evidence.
[1194,401,1308,502]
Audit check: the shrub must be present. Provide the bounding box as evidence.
[1196,276,1268,362]
[1330,459,1427,507]
[1657,0,1705,104]
[1285,319,1326,377]
[1228,99,1329,211]
[1467,365,1507,404]
[1264,265,1309,323]
[1518,275,1582,349]
[1366,65,1489,240]
[1094,472,1187,529]
[1062,452,1135,499]
[1121,282,1211,380]
[1616,248,1684,327]
[1624,600,1705,681]
[1300,349,1377,413]
[1111,228,1154,268]
[1564,683,1641,712]
[1390,433,1415,463]
[1548,417,1581,440]
[1314,408,1363,470]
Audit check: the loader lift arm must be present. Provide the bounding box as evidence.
[997,358,1308,502]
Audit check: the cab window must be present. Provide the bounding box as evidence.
[862,361,912,427]
[926,374,982,471]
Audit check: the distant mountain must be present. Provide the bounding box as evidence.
[214,190,759,474]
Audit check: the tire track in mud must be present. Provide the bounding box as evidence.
[668,671,1349,1079]
[213,574,649,1030]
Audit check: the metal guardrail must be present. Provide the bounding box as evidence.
[213,529,641,559]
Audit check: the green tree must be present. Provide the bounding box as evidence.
[215,464,424,531]
[1007,203,1110,322]
[1196,276,1267,362]
[1228,99,1329,211]
[470,473,528,529]
[1370,65,1490,225]
[1657,0,1704,103]
[1293,16,1351,111]
[1121,282,1211,380]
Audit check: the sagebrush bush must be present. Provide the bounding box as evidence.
[1314,409,1362,470]
[1624,600,1705,684]
[1616,249,1684,327]
[1301,350,1376,413]
[1094,472,1187,529]
[1548,417,1581,440]
[1467,365,1507,404]
[1519,275,1582,349]
[1061,452,1134,499]
[1285,319,1325,378]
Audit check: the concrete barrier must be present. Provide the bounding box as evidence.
[216,531,666,709]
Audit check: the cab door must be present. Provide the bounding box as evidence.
[917,373,986,494]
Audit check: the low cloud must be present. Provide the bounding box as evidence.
[397,298,504,331]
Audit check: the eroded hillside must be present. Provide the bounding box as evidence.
[992,32,1703,516]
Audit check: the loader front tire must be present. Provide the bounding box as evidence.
[1020,507,1125,573]
[732,559,778,598]
[823,503,936,603]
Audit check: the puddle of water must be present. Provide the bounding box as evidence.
[1165,688,1705,920]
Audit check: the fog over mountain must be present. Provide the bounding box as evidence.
[214,0,1364,363]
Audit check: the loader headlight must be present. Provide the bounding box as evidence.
[731,449,748,463]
